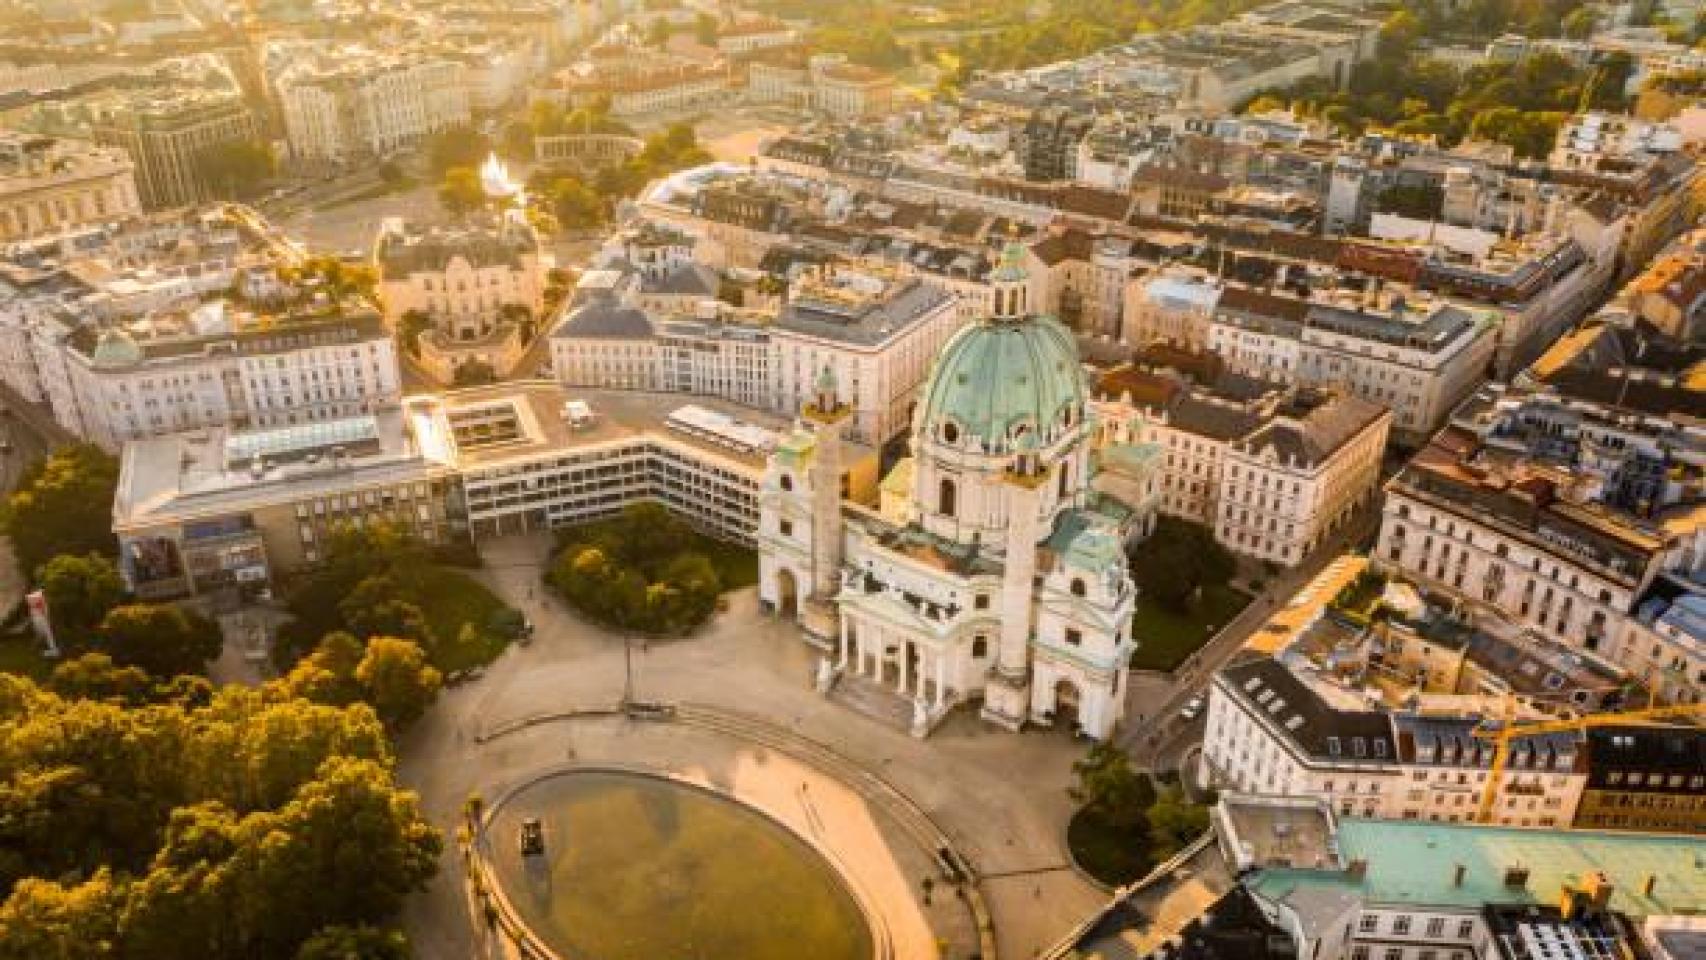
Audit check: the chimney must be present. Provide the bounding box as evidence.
[1642,874,1656,897]
[1583,871,1615,912]
[1453,863,1467,887]
[1504,866,1530,889]
[1347,859,1368,879]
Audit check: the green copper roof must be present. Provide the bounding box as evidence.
[1250,818,1706,918]
[918,313,1086,451]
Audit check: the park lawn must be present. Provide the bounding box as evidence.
[1128,583,1252,672]
[277,564,513,674]
[0,636,52,680]
[410,566,511,674]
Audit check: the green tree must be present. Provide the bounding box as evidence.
[1146,786,1209,859]
[397,309,433,356]
[195,141,276,200]
[94,603,223,678]
[1129,519,1236,613]
[1374,182,1445,220]
[0,872,119,959]
[693,11,719,45]
[1561,6,1596,38]
[426,127,491,176]
[354,637,442,732]
[646,16,673,46]
[277,631,366,706]
[437,166,485,216]
[295,925,412,960]
[48,652,153,704]
[4,443,120,577]
[451,360,497,386]
[36,552,126,647]
[1069,742,1156,830]
[233,757,441,953]
[547,175,606,229]
[339,576,432,647]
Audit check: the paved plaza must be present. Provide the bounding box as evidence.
[398,534,1116,960]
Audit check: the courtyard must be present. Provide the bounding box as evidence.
[396,534,1122,960]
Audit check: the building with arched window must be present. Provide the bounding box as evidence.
[758,243,1147,740]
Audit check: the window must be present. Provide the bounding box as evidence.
[1070,578,1086,597]
[1393,916,1412,936]
[972,636,988,658]
[1352,949,1369,960]
[1457,920,1475,939]
[939,477,956,517]
[975,594,990,610]
[1065,628,1083,646]
[1426,918,1445,937]
[1359,915,1379,934]
[779,473,793,492]
[779,519,793,537]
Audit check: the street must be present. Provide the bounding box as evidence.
[1117,500,1385,774]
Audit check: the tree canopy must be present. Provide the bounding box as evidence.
[550,503,725,635]
[93,603,223,679]
[0,673,436,959]
[4,443,120,580]
[1128,519,1236,613]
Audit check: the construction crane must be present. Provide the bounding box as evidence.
[1471,699,1706,824]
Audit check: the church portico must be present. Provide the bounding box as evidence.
[758,240,1150,742]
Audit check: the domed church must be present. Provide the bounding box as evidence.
[759,243,1138,740]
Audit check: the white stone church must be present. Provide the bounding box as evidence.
[758,244,1140,740]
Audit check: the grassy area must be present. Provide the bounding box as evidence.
[1329,569,1387,625]
[412,566,510,673]
[1067,808,1154,887]
[0,635,52,680]
[1128,583,1251,672]
[277,563,515,674]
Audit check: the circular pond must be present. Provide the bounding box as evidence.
[484,769,874,960]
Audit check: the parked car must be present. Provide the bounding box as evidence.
[1179,696,1205,721]
[520,817,544,857]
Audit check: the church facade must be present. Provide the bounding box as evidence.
[757,244,1139,740]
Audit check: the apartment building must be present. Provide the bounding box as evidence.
[747,52,895,119]
[550,275,774,411]
[1203,657,1587,828]
[1294,300,1497,445]
[0,133,141,243]
[89,89,260,210]
[770,266,963,445]
[275,50,471,163]
[33,309,401,451]
[1376,384,1703,658]
[1217,388,1388,565]
[1092,359,1387,564]
[1573,725,1706,833]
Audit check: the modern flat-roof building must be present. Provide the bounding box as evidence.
[113,384,872,599]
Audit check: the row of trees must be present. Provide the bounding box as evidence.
[1245,8,1634,158]
[550,503,723,636]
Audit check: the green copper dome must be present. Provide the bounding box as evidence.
[917,313,1086,453]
